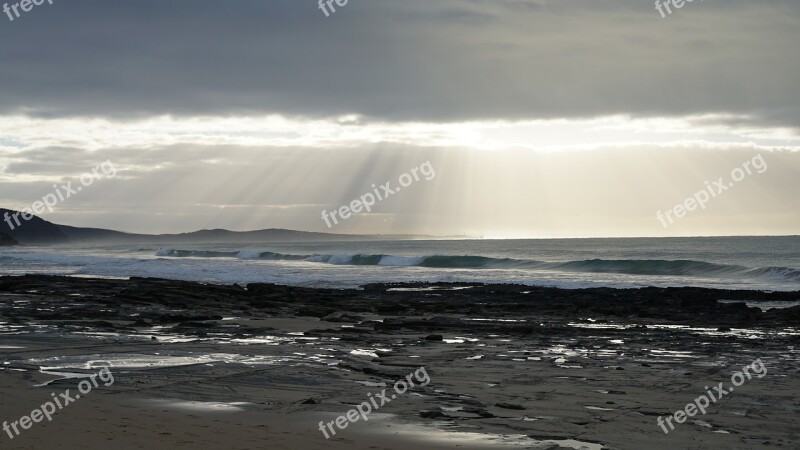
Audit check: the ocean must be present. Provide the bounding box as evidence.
[1,236,798,291]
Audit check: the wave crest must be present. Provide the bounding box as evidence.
[152,249,800,282]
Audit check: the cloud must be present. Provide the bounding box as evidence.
[0,0,797,127]
[0,1,797,237]
[0,114,798,161]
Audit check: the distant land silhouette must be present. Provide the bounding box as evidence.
[0,231,18,246]
[0,208,444,245]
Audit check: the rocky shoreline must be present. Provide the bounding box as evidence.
[1,275,798,334]
[1,275,799,449]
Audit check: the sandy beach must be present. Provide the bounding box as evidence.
[0,275,798,449]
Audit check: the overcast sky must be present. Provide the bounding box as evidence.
[1,0,798,237]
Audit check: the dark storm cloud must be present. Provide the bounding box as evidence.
[0,0,798,125]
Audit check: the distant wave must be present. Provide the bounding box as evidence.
[745,266,800,281]
[153,248,800,282]
[155,248,238,258]
[546,259,745,276]
[155,248,306,260]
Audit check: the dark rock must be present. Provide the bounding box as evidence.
[462,407,495,418]
[173,321,216,329]
[461,399,485,407]
[495,402,525,410]
[425,334,444,341]
[323,313,364,323]
[419,410,447,419]
[297,306,336,318]
[528,434,572,441]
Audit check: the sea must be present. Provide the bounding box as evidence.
[0,236,798,291]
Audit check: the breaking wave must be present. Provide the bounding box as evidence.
[153,248,800,282]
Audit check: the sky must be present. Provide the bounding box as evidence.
[0,0,798,238]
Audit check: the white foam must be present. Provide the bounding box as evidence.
[2,240,799,292]
[327,254,354,265]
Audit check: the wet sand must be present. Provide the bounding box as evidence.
[1,275,799,449]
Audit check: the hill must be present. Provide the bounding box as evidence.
[0,231,18,246]
[1,208,428,244]
[1,209,69,244]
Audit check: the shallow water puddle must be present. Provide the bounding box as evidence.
[17,352,292,372]
[351,412,605,448]
[354,380,387,387]
[144,398,251,412]
[350,349,380,358]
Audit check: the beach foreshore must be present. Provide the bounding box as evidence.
[1,275,798,449]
